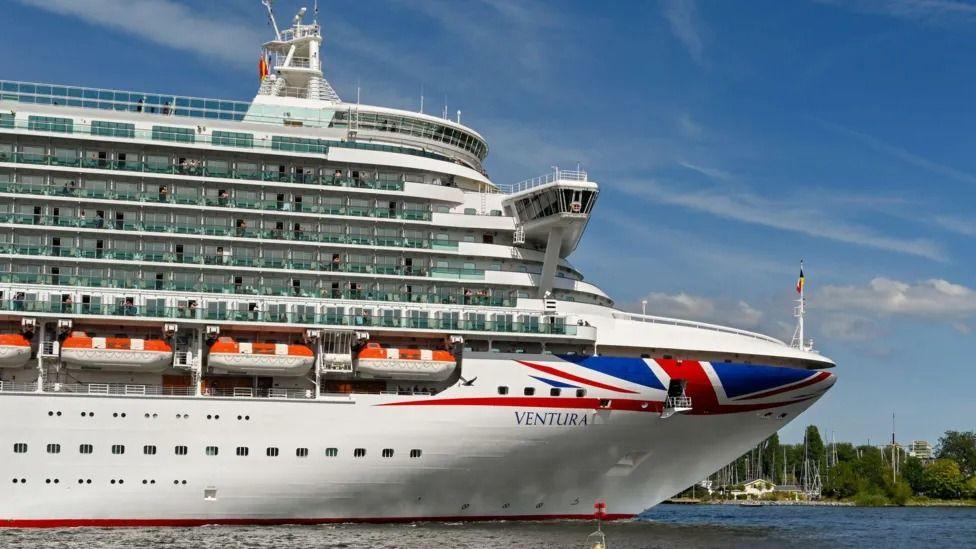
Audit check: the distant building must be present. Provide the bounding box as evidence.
[731,479,776,500]
[909,440,934,460]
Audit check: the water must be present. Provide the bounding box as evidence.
[1,506,974,548]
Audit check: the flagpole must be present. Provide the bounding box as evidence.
[798,259,804,350]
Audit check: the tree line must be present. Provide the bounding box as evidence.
[696,427,976,505]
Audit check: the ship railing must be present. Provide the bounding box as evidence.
[206,387,315,400]
[501,169,589,194]
[0,80,249,122]
[0,381,38,393]
[44,383,195,396]
[614,312,785,346]
[665,395,693,409]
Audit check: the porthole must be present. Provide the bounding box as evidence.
[550,388,561,397]
[296,447,309,458]
[523,387,535,396]
[536,502,544,509]
[111,444,125,455]
[266,447,279,457]
[382,449,394,458]
[205,446,219,456]
[46,443,61,454]
[13,443,27,453]
[409,449,422,458]
[174,445,188,456]
[497,386,509,395]
[236,447,249,457]
[143,445,157,455]
[461,503,469,510]
[354,448,366,458]
[324,448,338,457]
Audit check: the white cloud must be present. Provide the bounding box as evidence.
[632,292,765,330]
[935,215,976,237]
[661,0,705,65]
[678,159,732,181]
[814,119,976,186]
[816,0,976,23]
[616,178,946,261]
[818,277,976,318]
[14,0,265,68]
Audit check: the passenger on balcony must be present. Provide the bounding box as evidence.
[217,189,229,206]
[94,211,105,229]
[13,292,25,311]
[61,295,73,313]
[62,180,77,196]
[158,185,169,202]
[136,97,144,113]
[235,219,247,237]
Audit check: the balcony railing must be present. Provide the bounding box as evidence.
[0,150,407,192]
[0,299,575,336]
[0,212,459,254]
[0,178,434,222]
[0,272,512,307]
[502,168,589,194]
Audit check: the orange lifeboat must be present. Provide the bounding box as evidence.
[61,331,173,372]
[356,342,456,381]
[207,337,314,376]
[0,333,32,368]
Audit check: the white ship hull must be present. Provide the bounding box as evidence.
[0,353,833,526]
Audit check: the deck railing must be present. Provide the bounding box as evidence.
[615,312,784,345]
[502,169,588,194]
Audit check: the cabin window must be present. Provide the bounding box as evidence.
[236,447,249,457]
[13,443,27,454]
[523,387,535,396]
[174,446,188,456]
[354,448,366,458]
[550,388,561,397]
[576,389,586,398]
[46,443,61,454]
[497,386,509,395]
[325,448,338,457]
[382,449,394,458]
[296,448,309,458]
[266,447,279,457]
[79,444,93,454]
[143,445,157,455]
[410,449,422,458]
[111,444,125,455]
[205,446,219,456]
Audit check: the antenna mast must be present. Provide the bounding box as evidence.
[262,0,282,41]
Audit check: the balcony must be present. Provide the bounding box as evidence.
[0,271,515,307]
[0,298,573,336]
[0,212,458,252]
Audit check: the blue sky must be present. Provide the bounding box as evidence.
[2,0,975,445]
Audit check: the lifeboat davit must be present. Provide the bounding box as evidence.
[207,337,314,376]
[356,342,456,381]
[61,331,173,372]
[0,333,32,368]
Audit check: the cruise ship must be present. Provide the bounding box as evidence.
[0,4,835,526]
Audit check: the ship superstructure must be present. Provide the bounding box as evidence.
[0,5,835,526]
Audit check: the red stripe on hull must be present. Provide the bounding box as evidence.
[0,513,637,528]
[379,396,663,413]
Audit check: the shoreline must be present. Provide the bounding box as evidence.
[665,498,976,507]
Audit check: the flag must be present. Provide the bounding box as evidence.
[796,267,805,294]
[258,55,269,80]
